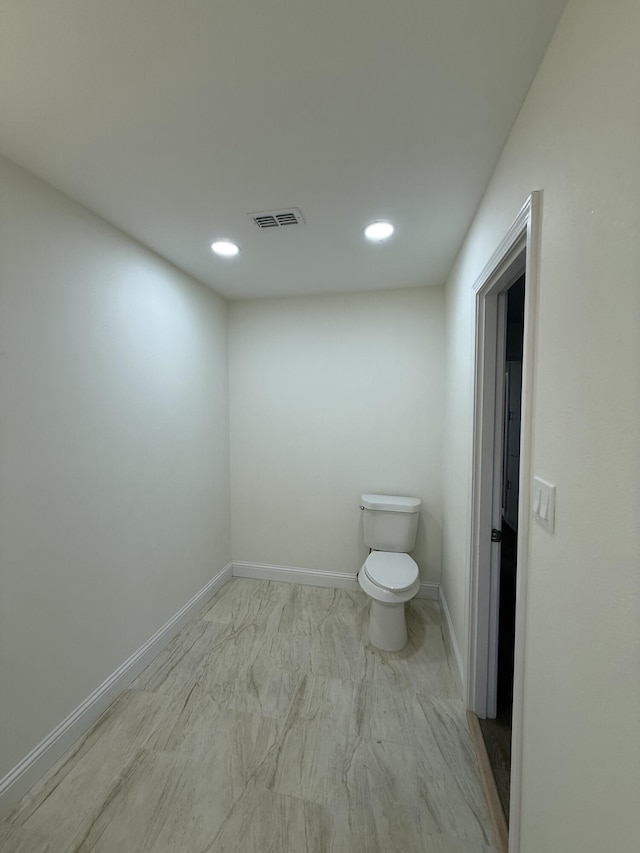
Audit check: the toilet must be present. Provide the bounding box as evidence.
[358,493,421,652]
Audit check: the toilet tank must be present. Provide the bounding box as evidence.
[361,494,421,552]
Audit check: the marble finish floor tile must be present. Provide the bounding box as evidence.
[260,717,350,805]
[0,689,176,851]
[331,793,437,853]
[365,623,461,698]
[352,678,427,745]
[0,579,496,852]
[275,585,348,638]
[130,618,232,696]
[414,694,494,846]
[201,577,289,629]
[203,784,334,853]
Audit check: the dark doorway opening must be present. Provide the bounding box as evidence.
[479,274,525,823]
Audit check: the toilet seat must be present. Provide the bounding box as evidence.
[358,550,420,649]
[363,551,418,592]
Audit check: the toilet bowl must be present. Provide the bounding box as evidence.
[358,551,420,651]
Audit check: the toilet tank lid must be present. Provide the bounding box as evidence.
[361,494,421,513]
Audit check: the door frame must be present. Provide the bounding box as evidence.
[466,192,541,851]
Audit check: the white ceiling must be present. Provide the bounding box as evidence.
[0,1,567,300]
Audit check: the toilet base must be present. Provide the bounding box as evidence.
[368,599,408,652]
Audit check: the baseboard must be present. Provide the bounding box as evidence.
[439,584,465,696]
[232,562,440,600]
[232,561,359,590]
[0,562,233,817]
[415,581,439,600]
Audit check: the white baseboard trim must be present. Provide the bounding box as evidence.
[439,584,465,696]
[415,581,440,600]
[233,563,440,602]
[232,561,359,590]
[0,562,233,817]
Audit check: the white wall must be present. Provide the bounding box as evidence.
[0,157,231,781]
[441,2,640,851]
[230,287,444,581]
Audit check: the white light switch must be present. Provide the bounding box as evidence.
[532,477,556,533]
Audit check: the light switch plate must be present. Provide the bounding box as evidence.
[532,476,556,533]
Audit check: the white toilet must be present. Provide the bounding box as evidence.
[358,493,421,652]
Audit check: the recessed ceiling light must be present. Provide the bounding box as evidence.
[211,239,239,257]
[364,220,394,242]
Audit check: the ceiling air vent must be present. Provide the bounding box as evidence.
[249,208,305,229]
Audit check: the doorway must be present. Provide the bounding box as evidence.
[466,193,540,853]
[478,275,525,821]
